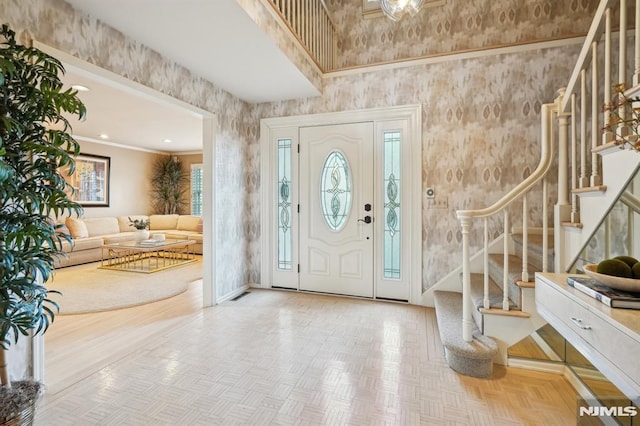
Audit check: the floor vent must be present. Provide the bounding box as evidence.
[230,291,250,301]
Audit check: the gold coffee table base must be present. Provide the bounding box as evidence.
[100,239,197,274]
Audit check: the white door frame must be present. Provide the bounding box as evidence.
[32,42,217,384]
[260,105,422,304]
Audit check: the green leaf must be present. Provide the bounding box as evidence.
[0,24,85,349]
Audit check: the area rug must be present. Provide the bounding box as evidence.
[46,259,202,315]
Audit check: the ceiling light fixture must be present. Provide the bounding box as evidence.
[163,139,172,144]
[99,133,109,139]
[380,0,424,21]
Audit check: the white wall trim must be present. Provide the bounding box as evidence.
[202,115,217,308]
[217,284,250,304]
[507,357,567,375]
[326,36,586,78]
[33,41,208,118]
[73,135,170,154]
[31,41,217,384]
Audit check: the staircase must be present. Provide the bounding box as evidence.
[427,0,640,378]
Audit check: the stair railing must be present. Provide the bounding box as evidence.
[556,0,637,270]
[457,101,557,341]
[267,0,338,71]
[457,0,639,342]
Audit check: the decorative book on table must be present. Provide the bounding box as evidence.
[139,239,164,246]
[567,276,640,309]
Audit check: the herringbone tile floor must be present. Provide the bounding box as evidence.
[37,286,578,425]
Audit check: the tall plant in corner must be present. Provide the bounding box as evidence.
[0,24,85,420]
[151,156,189,214]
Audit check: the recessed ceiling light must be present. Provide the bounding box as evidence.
[71,84,90,92]
[99,133,109,139]
[163,139,172,144]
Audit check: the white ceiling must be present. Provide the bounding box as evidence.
[60,66,205,153]
[59,0,321,152]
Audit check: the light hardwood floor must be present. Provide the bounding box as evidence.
[38,286,579,425]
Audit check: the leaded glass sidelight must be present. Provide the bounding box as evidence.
[321,151,352,231]
[277,139,292,270]
[384,131,401,279]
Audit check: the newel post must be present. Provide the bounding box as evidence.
[460,215,474,342]
[556,89,571,211]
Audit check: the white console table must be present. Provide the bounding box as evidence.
[535,272,640,404]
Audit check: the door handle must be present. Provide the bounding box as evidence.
[358,216,372,224]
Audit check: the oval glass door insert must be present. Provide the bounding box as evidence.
[320,150,352,231]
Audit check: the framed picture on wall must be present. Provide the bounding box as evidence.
[63,153,110,207]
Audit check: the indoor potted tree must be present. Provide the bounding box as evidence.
[0,24,85,423]
[150,156,189,214]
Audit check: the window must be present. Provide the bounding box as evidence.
[190,164,203,216]
[278,139,293,270]
[320,150,352,231]
[384,131,401,279]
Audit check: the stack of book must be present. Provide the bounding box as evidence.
[139,239,164,246]
[567,276,640,309]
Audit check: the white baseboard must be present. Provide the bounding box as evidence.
[507,357,566,374]
[530,331,563,361]
[217,284,250,304]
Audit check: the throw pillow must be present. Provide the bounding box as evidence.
[65,217,89,239]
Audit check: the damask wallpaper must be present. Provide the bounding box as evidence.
[0,0,595,299]
[0,0,254,300]
[328,0,599,68]
[251,43,578,289]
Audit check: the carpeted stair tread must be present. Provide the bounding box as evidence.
[512,233,555,251]
[512,233,555,272]
[469,273,517,310]
[433,290,498,378]
[487,253,538,279]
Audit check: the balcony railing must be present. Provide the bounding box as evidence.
[268,0,338,71]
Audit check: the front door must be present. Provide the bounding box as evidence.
[299,122,374,297]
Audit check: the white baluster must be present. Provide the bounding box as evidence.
[460,216,473,342]
[580,70,588,188]
[483,218,489,309]
[571,93,580,223]
[604,7,613,144]
[521,195,529,283]
[503,210,510,311]
[591,41,602,186]
[543,177,549,273]
[605,215,611,259]
[621,0,628,87]
[557,89,570,210]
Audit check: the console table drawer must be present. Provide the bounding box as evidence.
[536,275,640,393]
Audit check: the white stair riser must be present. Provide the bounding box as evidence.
[482,311,546,364]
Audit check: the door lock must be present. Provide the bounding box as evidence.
[364,203,372,212]
[358,215,372,224]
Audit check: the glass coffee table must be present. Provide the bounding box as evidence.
[100,238,197,273]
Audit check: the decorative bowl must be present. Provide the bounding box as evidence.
[583,264,640,292]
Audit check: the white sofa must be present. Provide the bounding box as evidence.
[54,214,203,268]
